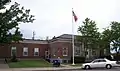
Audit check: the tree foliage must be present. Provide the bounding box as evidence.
[0,0,35,44]
[78,18,100,49]
[98,28,112,56]
[77,18,100,57]
[77,17,120,59]
[110,22,120,53]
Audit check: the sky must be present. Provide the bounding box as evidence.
[10,0,120,40]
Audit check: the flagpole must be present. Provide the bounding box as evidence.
[72,8,75,65]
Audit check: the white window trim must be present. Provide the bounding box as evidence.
[45,51,49,58]
[62,48,68,56]
[75,47,81,56]
[23,47,28,56]
[63,51,68,56]
[11,47,17,56]
[63,54,68,56]
[34,48,39,56]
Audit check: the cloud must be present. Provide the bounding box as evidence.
[9,0,120,39]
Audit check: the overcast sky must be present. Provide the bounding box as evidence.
[10,0,120,39]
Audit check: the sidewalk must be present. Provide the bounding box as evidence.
[0,64,81,71]
[0,60,9,69]
[0,64,9,68]
[61,64,73,67]
[0,67,81,71]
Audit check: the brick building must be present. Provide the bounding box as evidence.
[0,39,49,58]
[0,34,103,63]
[49,34,83,63]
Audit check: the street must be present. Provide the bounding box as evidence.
[37,67,120,71]
[73,67,120,71]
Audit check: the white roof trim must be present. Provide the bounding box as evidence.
[19,40,48,44]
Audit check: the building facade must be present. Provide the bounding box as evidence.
[0,39,49,58]
[0,34,103,63]
[49,34,84,63]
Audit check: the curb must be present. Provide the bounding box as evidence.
[10,67,81,71]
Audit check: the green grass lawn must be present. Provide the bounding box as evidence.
[8,59,52,68]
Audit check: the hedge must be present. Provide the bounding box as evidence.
[70,56,85,63]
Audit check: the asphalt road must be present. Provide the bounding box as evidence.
[64,67,120,71]
[37,67,120,71]
[74,67,120,71]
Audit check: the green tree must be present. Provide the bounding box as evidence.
[0,0,35,44]
[100,21,120,61]
[0,0,35,62]
[99,28,112,56]
[110,21,120,61]
[77,18,100,58]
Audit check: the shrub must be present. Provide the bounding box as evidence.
[98,55,113,60]
[113,55,120,61]
[71,56,85,63]
[45,58,50,63]
[10,54,18,62]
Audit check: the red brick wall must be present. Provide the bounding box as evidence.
[0,43,49,58]
[50,41,72,59]
[0,44,10,58]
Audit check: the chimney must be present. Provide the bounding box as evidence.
[32,31,35,40]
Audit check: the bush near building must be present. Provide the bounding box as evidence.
[70,56,85,63]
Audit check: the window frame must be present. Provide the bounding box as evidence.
[75,46,81,56]
[92,59,99,63]
[23,47,28,56]
[11,47,17,56]
[34,48,39,56]
[99,59,106,62]
[62,47,68,56]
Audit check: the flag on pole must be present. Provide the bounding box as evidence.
[72,11,78,22]
[72,8,77,65]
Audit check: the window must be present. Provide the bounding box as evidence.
[92,60,99,63]
[75,46,80,56]
[99,60,106,62]
[92,50,96,55]
[23,47,28,56]
[62,47,68,56]
[34,48,39,56]
[45,51,49,58]
[104,49,106,54]
[11,47,17,56]
[92,59,106,63]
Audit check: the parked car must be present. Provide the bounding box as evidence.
[82,58,120,69]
